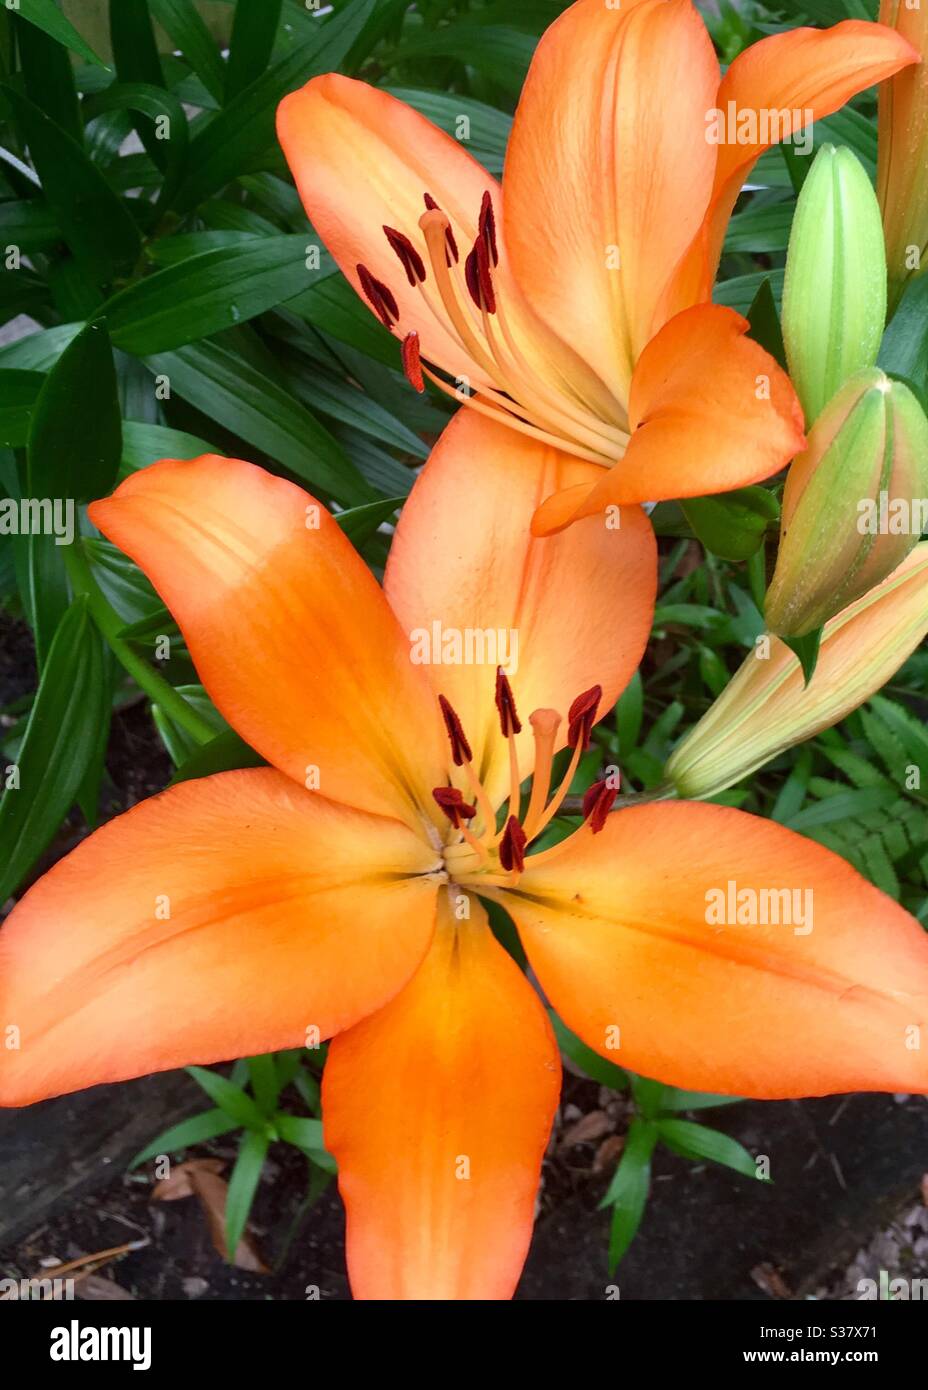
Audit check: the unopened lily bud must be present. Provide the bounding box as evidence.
[764,368,928,638]
[666,542,928,799]
[782,144,887,423]
[877,0,928,315]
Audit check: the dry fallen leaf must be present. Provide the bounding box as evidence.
[592,1134,626,1176]
[152,1157,268,1273]
[920,1172,928,1207]
[151,1157,224,1201]
[559,1110,613,1149]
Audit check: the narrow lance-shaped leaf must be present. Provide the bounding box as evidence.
[0,597,105,902]
[149,0,227,103]
[600,1118,658,1274]
[15,0,108,69]
[226,0,284,101]
[225,1130,269,1261]
[1,86,141,287]
[104,237,319,355]
[173,0,377,212]
[27,320,121,502]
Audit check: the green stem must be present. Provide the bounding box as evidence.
[63,539,216,746]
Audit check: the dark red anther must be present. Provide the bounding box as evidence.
[357,263,399,329]
[582,779,618,833]
[423,192,459,263]
[383,226,426,286]
[499,815,527,873]
[438,694,473,766]
[432,786,477,828]
[567,684,602,751]
[402,331,425,393]
[479,190,498,266]
[495,667,522,737]
[464,235,496,314]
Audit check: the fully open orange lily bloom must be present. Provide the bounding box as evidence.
[2,414,928,1299]
[277,0,916,534]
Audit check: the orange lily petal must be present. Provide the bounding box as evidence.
[531,305,805,530]
[89,455,446,829]
[323,892,559,1299]
[0,769,441,1107]
[277,74,499,391]
[276,74,617,427]
[384,410,657,806]
[671,19,919,308]
[502,802,928,1099]
[503,0,719,405]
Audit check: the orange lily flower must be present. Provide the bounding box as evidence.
[277,0,916,534]
[3,415,928,1301]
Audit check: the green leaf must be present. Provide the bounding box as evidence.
[714,268,784,314]
[615,669,643,755]
[174,0,377,212]
[225,1129,269,1261]
[247,1054,281,1117]
[287,274,399,367]
[150,0,226,103]
[781,626,823,687]
[14,523,70,671]
[105,237,318,354]
[392,24,536,95]
[15,0,108,69]
[724,200,792,255]
[629,1074,666,1120]
[171,727,266,784]
[786,785,897,831]
[682,486,779,562]
[0,369,44,447]
[27,321,121,502]
[227,0,284,101]
[335,495,404,548]
[0,200,61,252]
[274,1113,326,1154]
[870,695,928,771]
[130,1108,241,1170]
[600,1118,657,1273]
[549,1010,627,1090]
[745,276,786,370]
[146,341,373,506]
[0,597,105,901]
[15,9,83,143]
[1,85,141,287]
[152,683,227,767]
[880,274,928,395]
[82,83,189,207]
[110,0,170,171]
[0,323,83,371]
[186,1065,266,1132]
[287,369,428,460]
[658,1088,744,1112]
[656,1118,764,1181]
[120,420,217,475]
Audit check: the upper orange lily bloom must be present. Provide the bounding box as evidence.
[277,0,916,534]
[3,416,928,1300]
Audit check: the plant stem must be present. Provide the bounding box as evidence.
[62,539,216,746]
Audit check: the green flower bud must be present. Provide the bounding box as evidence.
[782,144,887,423]
[666,543,928,800]
[765,368,928,638]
